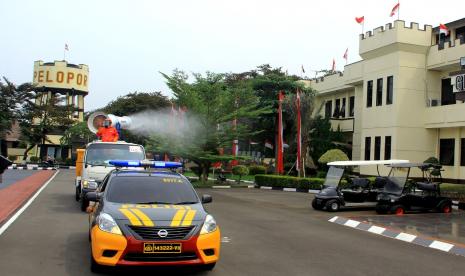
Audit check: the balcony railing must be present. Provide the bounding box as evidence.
[330,117,354,132]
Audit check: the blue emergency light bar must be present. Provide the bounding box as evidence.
[109,160,182,168]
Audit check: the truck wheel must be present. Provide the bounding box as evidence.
[81,198,89,212]
[312,198,322,210]
[75,186,80,201]
[326,199,340,212]
[391,205,405,215]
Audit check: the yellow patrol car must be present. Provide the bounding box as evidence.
[86,160,220,272]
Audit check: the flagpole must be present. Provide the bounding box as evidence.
[397,0,400,20]
[63,48,66,61]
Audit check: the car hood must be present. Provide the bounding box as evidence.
[104,202,206,227]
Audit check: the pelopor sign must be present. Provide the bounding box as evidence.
[33,60,89,92]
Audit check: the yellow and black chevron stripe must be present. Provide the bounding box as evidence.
[119,208,154,226]
[171,210,197,227]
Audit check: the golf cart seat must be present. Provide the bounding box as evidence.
[416,182,438,192]
[347,178,370,190]
[373,177,387,189]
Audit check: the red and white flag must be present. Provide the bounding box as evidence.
[295,89,302,173]
[390,2,400,17]
[331,58,336,72]
[439,23,449,36]
[276,91,285,174]
[264,140,273,149]
[355,16,364,24]
[343,48,348,61]
[249,140,259,145]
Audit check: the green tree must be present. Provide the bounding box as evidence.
[19,92,75,159]
[0,78,33,156]
[153,70,271,181]
[60,121,94,151]
[308,116,346,165]
[318,149,349,164]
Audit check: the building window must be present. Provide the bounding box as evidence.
[374,136,381,160]
[367,80,373,108]
[340,98,346,118]
[385,136,392,160]
[349,96,355,117]
[386,76,393,105]
[334,99,340,118]
[365,137,371,160]
[441,78,455,105]
[439,138,455,166]
[325,101,332,118]
[376,78,383,106]
[461,139,465,166]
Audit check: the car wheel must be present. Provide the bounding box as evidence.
[391,205,405,215]
[81,198,89,212]
[312,198,322,210]
[90,253,105,274]
[375,205,388,214]
[326,199,340,212]
[75,187,80,201]
[440,203,452,213]
[202,262,216,271]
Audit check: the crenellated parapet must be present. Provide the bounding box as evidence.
[359,21,432,59]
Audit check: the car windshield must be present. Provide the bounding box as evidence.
[384,167,409,195]
[106,176,199,204]
[323,167,345,187]
[85,144,145,166]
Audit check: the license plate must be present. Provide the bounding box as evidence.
[143,243,182,254]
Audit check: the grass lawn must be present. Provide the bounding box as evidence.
[441,183,465,193]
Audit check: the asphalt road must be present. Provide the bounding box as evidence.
[1,170,465,276]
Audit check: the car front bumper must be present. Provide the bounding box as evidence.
[91,225,220,267]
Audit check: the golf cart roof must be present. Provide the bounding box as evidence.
[387,162,441,168]
[327,160,409,167]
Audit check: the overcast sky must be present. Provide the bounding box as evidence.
[1,0,463,110]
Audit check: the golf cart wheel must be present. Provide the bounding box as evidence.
[375,205,388,214]
[391,205,405,215]
[325,199,340,212]
[440,203,452,213]
[312,198,322,210]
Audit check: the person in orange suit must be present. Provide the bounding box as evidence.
[96,119,119,142]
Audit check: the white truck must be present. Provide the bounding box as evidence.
[75,141,146,211]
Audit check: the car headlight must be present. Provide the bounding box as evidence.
[97,213,122,235]
[83,180,98,189]
[200,214,217,234]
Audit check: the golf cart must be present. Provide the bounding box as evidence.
[312,160,409,212]
[375,163,452,215]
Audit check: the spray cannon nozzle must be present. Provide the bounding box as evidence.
[87,111,132,134]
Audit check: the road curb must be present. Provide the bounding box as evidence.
[255,185,319,194]
[328,215,465,257]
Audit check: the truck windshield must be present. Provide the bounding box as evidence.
[85,144,145,166]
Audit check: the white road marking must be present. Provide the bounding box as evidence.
[0,170,59,236]
[344,219,360,228]
[367,225,386,234]
[396,232,417,242]
[260,186,272,190]
[212,185,231,189]
[328,216,339,222]
[429,241,454,252]
[221,237,231,243]
[283,188,296,192]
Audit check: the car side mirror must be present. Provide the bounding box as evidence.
[201,194,212,204]
[86,192,101,202]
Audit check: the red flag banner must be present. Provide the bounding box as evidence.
[295,89,302,173]
[276,91,285,174]
[332,58,336,72]
[390,3,400,17]
[355,16,364,24]
[343,48,348,61]
[439,23,449,36]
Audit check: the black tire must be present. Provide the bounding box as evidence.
[375,204,388,214]
[312,198,322,210]
[81,198,89,212]
[325,199,340,212]
[202,262,216,271]
[439,202,452,213]
[75,186,80,201]
[90,253,105,274]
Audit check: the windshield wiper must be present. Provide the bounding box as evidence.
[136,201,173,205]
[175,201,198,205]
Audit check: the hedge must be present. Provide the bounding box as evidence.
[255,174,325,190]
[248,165,266,175]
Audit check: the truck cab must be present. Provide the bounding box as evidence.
[75,141,145,211]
